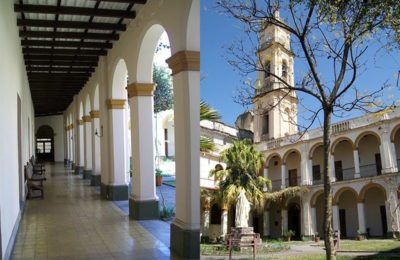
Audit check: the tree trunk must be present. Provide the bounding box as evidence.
[323,108,336,259]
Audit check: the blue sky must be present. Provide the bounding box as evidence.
[200,0,400,128]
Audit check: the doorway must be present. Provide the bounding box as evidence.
[287,203,301,239]
[36,125,55,162]
[18,95,23,208]
[375,154,382,175]
[335,161,343,181]
[288,169,297,187]
[380,205,388,237]
[339,209,347,238]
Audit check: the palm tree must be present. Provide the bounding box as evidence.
[200,101,221,152]
[210,140,271,212]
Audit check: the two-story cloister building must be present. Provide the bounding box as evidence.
[201,12,400,241]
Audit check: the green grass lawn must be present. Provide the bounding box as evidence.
[339,239,400,252]
[163,180,175,186]
[200,243,289,256]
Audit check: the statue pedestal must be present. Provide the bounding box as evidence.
[229,227,261,252]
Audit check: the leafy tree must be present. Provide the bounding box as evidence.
[210,140,270,211]
[153,65,173,113]
[217,1,399,258]
[200,101,221,152]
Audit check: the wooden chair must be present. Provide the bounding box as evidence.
[25,164,45,199]
[30,156,45,176]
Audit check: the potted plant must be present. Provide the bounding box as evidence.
[356,230,364,241]
[285,230,295,242]
[314,232,320,243]
[155,168,163,186]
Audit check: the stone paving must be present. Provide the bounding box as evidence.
[12,163,174,259]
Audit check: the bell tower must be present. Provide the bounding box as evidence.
[253,10,298,143]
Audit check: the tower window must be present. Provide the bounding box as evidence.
[262,114,269,135]
[264,61,271,79]
[282,60,288,80]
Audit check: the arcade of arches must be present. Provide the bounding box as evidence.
[0,0,199,259]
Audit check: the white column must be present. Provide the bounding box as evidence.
[332,205,340,231]
[353,149,360,178]
[311,207,317,235]
[83,116,92,171]
[380,125,398,174]
[108,100,127,186]
[300,144,311,185]
[127,84,158,214]
[282,209,288,235]
[221,209,228,237]
[263,211,270,237]
[78,121,84,167]
[167,51,200,233]
[357,202,366,234]
[202,208,210,238]
[330,154,336,182]
[302,200,312,237]
[91,111,101,181]
[263,168,269,191]
[307,159,313,185]
[281,164,286,189]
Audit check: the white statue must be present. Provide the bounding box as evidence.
[235,189,251,227]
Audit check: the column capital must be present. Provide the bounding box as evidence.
[82,115,91,122]
[77,119,84,125]
[166,50,200,75]
[126,83,155,98]
[90,110,100,119]
[107,99,126,109]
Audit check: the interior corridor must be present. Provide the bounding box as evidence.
[12,163,170,259]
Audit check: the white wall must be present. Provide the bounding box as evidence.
[35,115,65,162]
[0,0,35,257]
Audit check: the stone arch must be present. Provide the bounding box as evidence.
[311,190,324,208]
[92,84,99,111]
[355,131,381,148]
[282,149,301,163]
[265,153,282,166]
[331,137,355,154]
[309,142,323,160]
[79,101,83,118]
[85,94,91,116]
[112,59,128,99]
[358,182,387,203]
[391,124,400,142]
[136,24,169,83]
[333,187,359,205]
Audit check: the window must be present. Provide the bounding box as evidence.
[282,60,288,80]
[264,61,271,79]
[262,114,269,135]
[288,169,297,187]
[312,165,321,181]
[210,204,222,225]
[36,138,52,154]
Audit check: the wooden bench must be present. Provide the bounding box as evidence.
[226,232,260,260]
[25,163,45,199]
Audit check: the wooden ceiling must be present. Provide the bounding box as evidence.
[15,0,147,116]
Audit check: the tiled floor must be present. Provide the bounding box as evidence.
[12,163,173,259]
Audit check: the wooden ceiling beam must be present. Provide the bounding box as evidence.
[23,48,106,56]
[24,55,98,61]
[14,4,136,19]
[26,60,97,66]
[17,19,126,31]
[21,39,112,49]
[92,0,146,3]
[20,31,119,41]
[27,66,94,72]
[28,72,91,77]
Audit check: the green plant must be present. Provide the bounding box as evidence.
[315,232,319,237]
[155,168,163,177]
[160,206,175,219]
[285,230,296,238]
[357,230,362,235]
